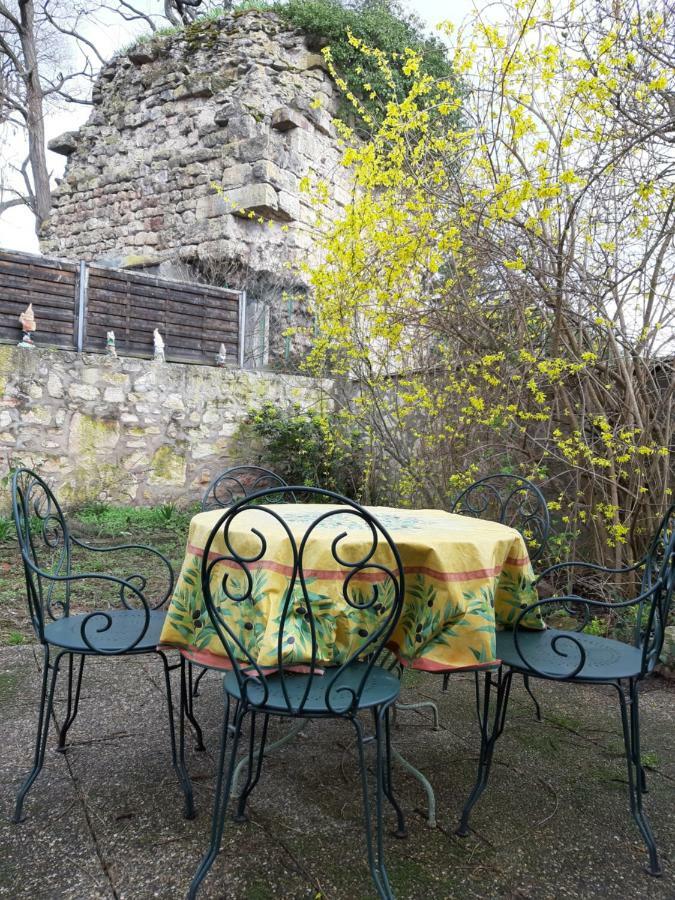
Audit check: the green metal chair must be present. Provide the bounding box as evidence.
[457,504,674,877]
[10,468,193,822]
[184,486,406,900]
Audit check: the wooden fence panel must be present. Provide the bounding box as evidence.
[0,250,78,349]
[0,250,241,365]
[84,266,240,364]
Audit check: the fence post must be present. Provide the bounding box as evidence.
[238,289,246,368]
[75,260,88,352]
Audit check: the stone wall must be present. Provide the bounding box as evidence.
[40,10,350,292]
[0,345,328,510]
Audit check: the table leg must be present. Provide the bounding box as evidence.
[390,746,437,828]
[393,700,440,730]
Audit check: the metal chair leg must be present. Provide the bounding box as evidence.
[234,712,270,822]
[192,666,208,698]
[184,661,205,751]
[56,653,86,751]
[13,647,64,823]
[390,745,437,828]
[231,717,307,798]
[616,680,661,876]
[382,705,407,838]
[160,651,194,820]
[522,674,542,722]
[188,695,243,900]
[352,713,394,900]
[457,667,512,837]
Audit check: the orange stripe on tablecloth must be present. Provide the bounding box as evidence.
[400,657,499,672]
[186,542,529,583]
[505,554,530,566]
[159,643,325,676]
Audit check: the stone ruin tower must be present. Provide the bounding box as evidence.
[40,9,352,365]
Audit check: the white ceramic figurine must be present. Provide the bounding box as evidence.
[153,328,165,362]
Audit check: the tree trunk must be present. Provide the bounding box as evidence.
[18,0,51,233]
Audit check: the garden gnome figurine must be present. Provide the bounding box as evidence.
[216,343,227,366]
[106,330,117,358]
[153,328,165,362]
[18,303,36,348]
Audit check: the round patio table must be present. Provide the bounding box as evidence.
[160,503,542,827]
[160,504,542,671]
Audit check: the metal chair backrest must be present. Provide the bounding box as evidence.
[201,466,288,512]
[638,515,675,670]
[451,473,551,563]
[200,486,405,716]
[12,468,72,640]
[514,531,674,680]
[640,503,675,592]
[630,503,675,655]
[11,467,174,654]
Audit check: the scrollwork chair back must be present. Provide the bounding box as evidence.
[451,473,551,563]
[201,466,288,512]
[201,486,405,716]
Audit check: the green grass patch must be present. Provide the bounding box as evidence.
[72,501,198,537]
[0,516,13,542]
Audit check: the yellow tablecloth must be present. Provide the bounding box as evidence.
[159,505,541,672]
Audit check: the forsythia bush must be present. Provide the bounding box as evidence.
[300,0,674,569]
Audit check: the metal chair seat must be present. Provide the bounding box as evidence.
[496,628,644,682]
[223,663,401,715]
[44,609,167,654]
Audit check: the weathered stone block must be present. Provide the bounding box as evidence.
[297,51,327,71]
[277,190,300,221]
[128,48,155,66]
[658,625,675,678]
[119,254,161,270]
[68,412,120,455]
[196,194,228,220]
[221,183,292,222]
[221,163,252,188]
[271,107,307,132]
[68,383,99,401]
[228,114,257,140]
[148,445,186,485]
[104,386,126,403]
[255,161,293,194]
[48,132,79,156]
[174,77,214,100]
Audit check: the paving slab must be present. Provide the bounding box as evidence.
[1,646,673,899]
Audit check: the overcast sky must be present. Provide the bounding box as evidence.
[0,1,475,256]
